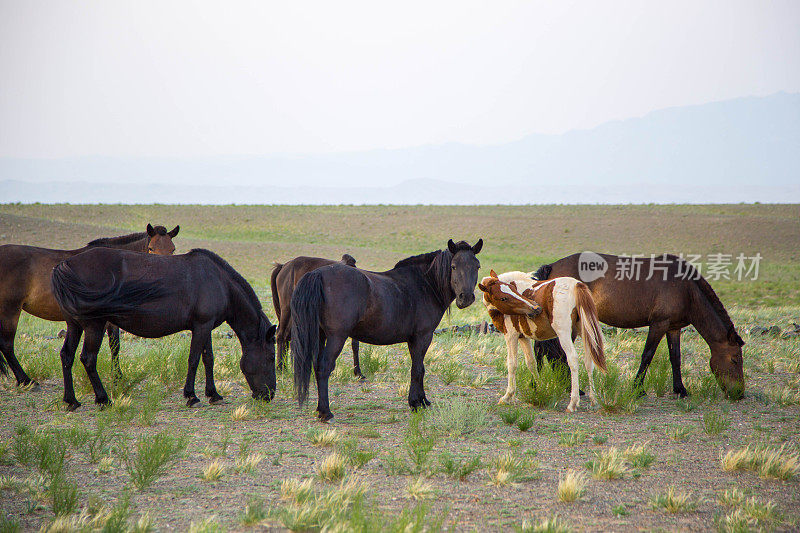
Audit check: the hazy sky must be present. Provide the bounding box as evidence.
[1,1,799,158]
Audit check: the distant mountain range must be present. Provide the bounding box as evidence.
[2,93,798,204]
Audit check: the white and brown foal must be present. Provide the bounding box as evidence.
[478,270,607,412]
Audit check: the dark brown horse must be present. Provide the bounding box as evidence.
[51,247,276,410]
[271,254,363,376]
[0,224,179,386]
[291,239,483,421]
[532,252,745,398]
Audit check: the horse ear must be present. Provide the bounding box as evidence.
[490,269,498,278]
[509,281,518,291]
[267,324,277,339]
[168,225,180,238]
[472,238,483,254]
[478,283,487,292]
[146,223,155,237]
[447,239,457,254]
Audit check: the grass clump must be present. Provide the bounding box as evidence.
[559,429,588,447]
[121,431,186,490]
[517,515,572,533]
[592,366,641,414]
[718,488,747,507]
[49,474,80,516]
[426,398,490,437]
[315,453,347,483]
[720,443,800,480]
[439,452,483,480]
[624,443,655,469]
[649,486,697,513]
[406,477,436,500]
[234,453,264,474]
[557,470,587,502]
[490,453,536,486]
[307,428,340,447]
[188,517,225,533]
[240,497,268,527]
[200,460,225,482]
[585,447,630,480]
[703,410,731,435]
[336,439,376,469]
[518,360,568,409]
[231,405,250,421]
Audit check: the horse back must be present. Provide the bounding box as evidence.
[545,253,693,329]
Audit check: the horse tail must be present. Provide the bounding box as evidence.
[575,282,606,372]
[270,262,283,321]
[51,261,167,321]
[270,262,288,364]
[290,271,325,406]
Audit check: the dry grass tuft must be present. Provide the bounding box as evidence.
[231,405,250,421]
[557,470,587,502]
[649,486,697,513]
[200,460,225,482]
[316,453,347,483]
[406,477,436,500]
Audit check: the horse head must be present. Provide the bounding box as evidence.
[447,239,483,309]
[478,270,540,319]
[146,224,180,255]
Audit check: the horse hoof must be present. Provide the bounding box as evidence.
[186,397,201,407]
[317,412,334,423]
[355,371,366,380]
[97,400,112,410]
[674,388,689,398]
[65,401,81,411]
[19,380,40,391]
[208,396,224,405]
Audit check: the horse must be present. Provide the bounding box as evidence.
[532,252,745,398]
[478,270,606,412]
[270,254,363,377]
[0,224,179,386]
[291,239,483,421]
[50,247,276,410]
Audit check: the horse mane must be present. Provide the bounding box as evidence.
[189,249,263,313]
[531,263,552,281]
[393,250,442,269]
[86,231,152,247]
[393,242,475,310]
[691,272,744,347]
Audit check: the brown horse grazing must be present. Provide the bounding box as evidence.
[0,224,179,386]
[51,247,276,410]
[291,239,483,421]
[270,254,363,377]
[532,253,745,398]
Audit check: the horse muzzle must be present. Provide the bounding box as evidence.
[456,293,475,309]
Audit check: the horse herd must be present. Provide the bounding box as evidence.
[0,224,745,422]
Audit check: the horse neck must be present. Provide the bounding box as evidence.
[224,281,261,343]
[79,236,149,254]
[688,284,730,347]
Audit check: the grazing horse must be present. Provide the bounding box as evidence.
[51,247,276,410]
[478,270,606,412]
[532,253,745,398]
[0,224,179,386]
[291,239,483,421]
[270,254,363,377]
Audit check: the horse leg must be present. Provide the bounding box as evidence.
[184,324,211,407]
[499,332,520,404]
[315,334,347,422]
[78,321,111,407]
[201,334,223,404]
[556,329,581,412]
[580,331,597,406]
[59,319,84,410]
[106,323,122,382]
[666,329,688,397]
[633,323,668,395]
[352,339,364,379]
[0,307,35,386]
[407,331,434,410]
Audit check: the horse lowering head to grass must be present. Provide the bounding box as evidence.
[532,252,745,398]
[271,254,363,376]
[291,239,483,422]
[479,270,606,412]
[51,247,276,410]
[0,224,179,388]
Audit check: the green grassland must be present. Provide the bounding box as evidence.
[1,204,799,532]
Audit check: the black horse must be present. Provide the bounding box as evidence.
[51,247,277,410]
[291,239,483,421]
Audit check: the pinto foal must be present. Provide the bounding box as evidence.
[478,270,606,412]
